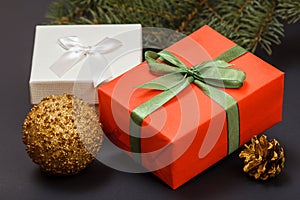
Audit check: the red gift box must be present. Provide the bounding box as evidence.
[98,25,284,189]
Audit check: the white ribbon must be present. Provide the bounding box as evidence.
[50,36,122,87]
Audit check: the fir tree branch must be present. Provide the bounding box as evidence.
[202,0,223,22]
[45,0,299,56]
[249,1,278,54]
[277,0,300,24]
[178,7,199,32]
[235,0,252,16]
[111,3,176,20]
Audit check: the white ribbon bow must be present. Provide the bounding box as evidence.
[50,36,122,87]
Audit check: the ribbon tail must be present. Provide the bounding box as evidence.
[215,45,247,62]
[194,80,240,155]
[130,76,194,163]
[50,51,85,77]
[84,53,112,87]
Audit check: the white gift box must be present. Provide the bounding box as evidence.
[30,24,142,104]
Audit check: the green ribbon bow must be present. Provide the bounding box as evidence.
[130,45,247,163]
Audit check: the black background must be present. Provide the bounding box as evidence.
[1,1,300,199]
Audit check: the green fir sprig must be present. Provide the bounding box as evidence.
[46,0,300,55]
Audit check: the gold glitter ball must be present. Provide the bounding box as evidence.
[239,135,285,181]
[22,94,103,175]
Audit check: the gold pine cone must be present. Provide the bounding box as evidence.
[22,94,103,175]
[239,135,285,180]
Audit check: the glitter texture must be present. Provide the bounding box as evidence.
[22,94,103,175]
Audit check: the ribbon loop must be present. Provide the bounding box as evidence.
[58,36,81,50]
[50,36,122,87]
[194,64,246,88]
[157,50,188,69]
[145,51,183,75]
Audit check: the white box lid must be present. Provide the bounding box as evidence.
[30,24,142,104]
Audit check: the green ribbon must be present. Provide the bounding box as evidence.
[130,45,247,163]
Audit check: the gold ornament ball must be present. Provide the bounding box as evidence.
[22,94,103,175]
[239,135,285,181]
